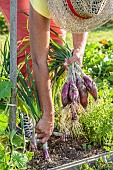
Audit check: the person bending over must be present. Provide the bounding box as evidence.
[29,0,113,144]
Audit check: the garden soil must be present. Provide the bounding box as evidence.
[27,136,104,170]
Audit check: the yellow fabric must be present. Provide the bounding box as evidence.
[30,0,50,19]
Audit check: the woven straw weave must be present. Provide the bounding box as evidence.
[47,0,113,33]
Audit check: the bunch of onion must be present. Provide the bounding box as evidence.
[61,62,98,111]
[48,39,72,81]
[49,39,98,102]
[60,62,98,141]
[48,39,98,141]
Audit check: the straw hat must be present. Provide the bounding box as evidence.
[46,0,113,33]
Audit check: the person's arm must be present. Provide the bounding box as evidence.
[29,4,54,144]
[64,32,88,67]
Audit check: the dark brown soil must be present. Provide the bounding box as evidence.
[27,135,105,170]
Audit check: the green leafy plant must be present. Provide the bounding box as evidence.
[0,80,34,170]
[0,12,8,34]
[0,126,34,170]
[83,40,113,87]
[79,82,113,148]
[0,36,35,169]
[78,155,113,170]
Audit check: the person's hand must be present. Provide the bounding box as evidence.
[64,49,84,69]
[35,115,54,144]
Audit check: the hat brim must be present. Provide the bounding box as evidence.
[47,0,113,33]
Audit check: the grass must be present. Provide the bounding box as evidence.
[66,26,113,48]
[0,34,8,64]
[0,34,8,52]
[88,26,113,43]
[0,26,113,64]
[0,25,113,54]
[0,34,8,46]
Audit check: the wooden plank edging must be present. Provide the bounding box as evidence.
[48,151,113,170]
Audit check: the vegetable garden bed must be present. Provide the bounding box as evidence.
[27,136,113,170]
[1,24,113,170]
[27,38,113,170]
